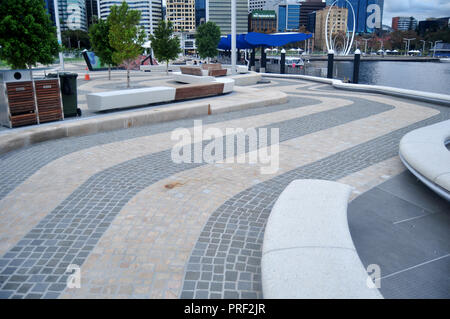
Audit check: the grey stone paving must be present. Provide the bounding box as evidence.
[0,85,317,201]
[0,91,394,299]
[348,170,450,299]
[180,112,450,299]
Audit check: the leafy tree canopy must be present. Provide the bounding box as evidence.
[195,21,221,60]
[89,19,115,66]
[149,20,182,66]
[0,0,60,69]
[108,1,145,66]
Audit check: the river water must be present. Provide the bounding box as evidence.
[269,60,450,95]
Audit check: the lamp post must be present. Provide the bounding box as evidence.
[403,38,416,56]
[362,38,369,54]
[231,0,236,75]
[420,40,426,56]
[53,0,64,70]
[433,40,443,58]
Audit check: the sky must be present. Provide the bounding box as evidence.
[382,0,450,25]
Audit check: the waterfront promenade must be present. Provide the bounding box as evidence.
[0,72,448,299]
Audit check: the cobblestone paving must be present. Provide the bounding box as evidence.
[179,113,450,299]
[0,91,316,201]
[0,89,393,298]
[0,77,448,299]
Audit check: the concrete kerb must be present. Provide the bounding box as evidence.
[0,88,288,155]
[261,73,450,106]
[0,103,208,156]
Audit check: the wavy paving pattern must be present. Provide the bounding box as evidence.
[180,114,449,299]
[0,78,448,299]
[0,90,393,298]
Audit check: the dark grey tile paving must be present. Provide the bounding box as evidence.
[348,171,450,299]
[378,171,450,213]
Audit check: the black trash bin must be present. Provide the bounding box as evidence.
[57,72,81,117]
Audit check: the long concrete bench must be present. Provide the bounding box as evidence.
[86,87,176,112]
[399,119,450,201]
[87,79,235,112]
[261,179,383,299]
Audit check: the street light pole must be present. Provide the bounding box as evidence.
[53,0,64,70]
[362,38,369,54]
[420,40,425,56]
[403,38,416,56]
[231,0,236,75]
[433,40,443,58]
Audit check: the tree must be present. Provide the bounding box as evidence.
[149,20,182,75]
[89,19,116,80]
[108,1,146,88]
[62,29,90,50]
[0,0,60,72]
[195,21,221,62]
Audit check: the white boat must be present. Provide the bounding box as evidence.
[439,58,450,63]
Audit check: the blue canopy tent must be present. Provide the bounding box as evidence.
[218,32,313,50]
[218,32,313,72]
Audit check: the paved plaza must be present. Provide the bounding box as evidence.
[0,76,449,299]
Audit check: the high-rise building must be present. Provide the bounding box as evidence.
[391,16,417,31]
[277,1,301,32]
[207,0,249,35]
[86,0,100,28]
[44,0,56,26]
[315,5,348,51]
[99,0,163,37]
[248,10,277,33]
[417,17,449,36]
[299,0,326,28]
[196,0,206,26]
[57,0,88,31]
[166,0,196,32]
[249,1,268,12]
[325,0,384,34]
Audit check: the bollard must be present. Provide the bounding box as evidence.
[260,47,267,73]
[250,48,256,71]
[280,49,286,74]
[327,50,334,79]
[353,49,361,84]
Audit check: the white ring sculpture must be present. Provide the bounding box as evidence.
[325,0,356,56]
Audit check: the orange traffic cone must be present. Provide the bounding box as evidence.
[84,67,90,81]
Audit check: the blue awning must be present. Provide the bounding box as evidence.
[218,32,313,50]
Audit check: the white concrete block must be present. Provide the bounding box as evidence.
[173,72,215,84]
[87,87,176,112]
[262,180,353,254]
[215,78,235,93]
[262,248,383,299]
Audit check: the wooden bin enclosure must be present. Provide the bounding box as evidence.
[34,79,63,123]
[0,70,63,128]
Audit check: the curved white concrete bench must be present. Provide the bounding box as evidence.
[262,179,383,299]
[399,120,450,201]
